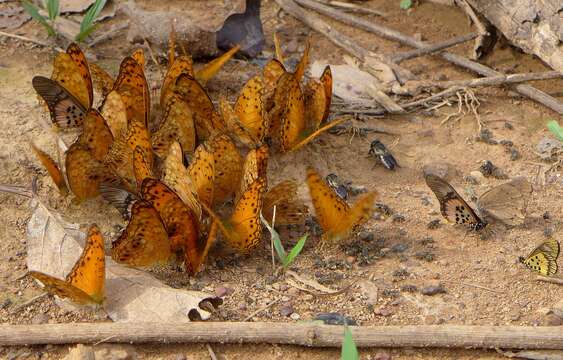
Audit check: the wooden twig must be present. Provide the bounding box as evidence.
[0,31,64,52]
[390,32,478,63]
[206,344,218,360]
[397,71,563,96]
[0,184,33,198]
[536,276,563,285]
[243,299,281,322]
[1,323,563,349]
[315,0,387,17]
[293,0,563,114]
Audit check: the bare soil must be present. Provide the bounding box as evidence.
[0,0,561,359]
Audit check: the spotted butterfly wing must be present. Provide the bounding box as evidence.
[29,225,105,305]
[32,76,87,128]
[424,174,486,230]
[111,200,171,267]
[31,144,68,195]
[50,43,92,109]
[519,239,559,276]
[306,167,376,242]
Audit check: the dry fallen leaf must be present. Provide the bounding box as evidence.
[26,198,220,322]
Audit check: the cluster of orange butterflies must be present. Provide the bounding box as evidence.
[28,36,381,304]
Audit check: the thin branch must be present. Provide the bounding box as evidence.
[88,22,129,47]
[0,184,33,198]
[9,293,48,315]
[536,276,563,285]
[315,0,387,17]
[0,31,64,52]
[1,323,563,349]
[243,299,281,322]
[391,32,478,63]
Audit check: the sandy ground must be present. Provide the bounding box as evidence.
[0,0,561,359]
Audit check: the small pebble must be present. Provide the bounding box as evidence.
[504,122,514,129]
[391,243,408,253]
[374,307,394,317]
[421,284,446,296]
[509,148,520,161]
[543,211,551,220]
[346,256,356,264]
[215,286,234,298]
[401,284,418,292]
[373,352,392,360]
[314,313,357,325]
[279,304,294,317]
[290,312,300,320]
[392,214,406,223]
[415,251,435,262]
[0,298,12,309]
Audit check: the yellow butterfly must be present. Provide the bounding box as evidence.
[519,239,560,276]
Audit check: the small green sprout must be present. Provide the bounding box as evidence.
[400,0,413,10]
[261,213,308,270]
[21,0,57,36]
[76,0,106,42]
[341,326,360,360]
[546,120,563,142]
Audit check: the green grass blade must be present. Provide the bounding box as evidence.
[260,214,287,263]
[341,326,359,360]
[400,0,412,9]
[283,234,308,268]
[46,0,59,20]
[546,120,563,141]
[21,0,56,36]
[77,0,106,41]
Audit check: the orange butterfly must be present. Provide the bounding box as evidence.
[76,109,114,161]
[112,56,150,126]
[187,142,215,208]
[161,56,195,107]
[31,143,68,195]
[230,76,269,147]
[262,180,309,226]
[152,93,196,157]
[195,45,240,86]
[140,178,209,275]
[207,134,243,205]
[202,177,267,253]
[90,48,145,99]
[173,74,226,141]
[111,200,172,267]
[29,225,105,305]
[306,167,376,242]
[100,90,128,138]
[66,142,112,202]
[51,43,93,109]
[162,141,203,219]
[262,59,286,112]
[238,145,269,198]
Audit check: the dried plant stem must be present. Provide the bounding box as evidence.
[0,31,64,52]
[391,32,478,63]
[536,276,563,285]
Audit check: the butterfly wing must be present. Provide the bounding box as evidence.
[187,143,215,208]
[77,109,113,161]
[162,141,203,219]
[477,177,532,226]
[279,76,306,152]
[238,145,269,200]
[208,135,243,204]
[32,76,87,128]
[262,179,309,225]
[319,65,333,123]
[141,179,202,274]
[331,192,377,241]
[521,239,560,276]
[174,74,226,141]
[29,271,95,305]
[293,39,310,82]
[160,56,194,107]
[219,97,259,147]
[65,43,93,108]
[424,174,485,229]
[263,59,287,110]
[113,57,150,126]
[306,167,350,234]
[100,90,128,138]
[65,225,105,303]
[111,200,171,267]
[152,94,196,157]
[31,144,68,194]
[50,46,91,109]
[133,146,154,188]
[195,45,240,86]
[235,76,268,144]
[303,78,326,132]
[224,178,267,253]
[65,142,106,201]
[90,63,114,98]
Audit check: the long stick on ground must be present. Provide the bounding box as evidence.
[292,0,563,114]
[391,32,478,63]
[1,323,562,349]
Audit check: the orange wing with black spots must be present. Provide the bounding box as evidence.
[187,143,215,208]
[50,43,92,109]
[208,135,243,204]
[262,179,309,225]
[161,56,194,107]
[31,144,68,195]
[263,59,287,110]
[279,76,306,152]
[239,144,269,199]
[65,142,108,201]
[140,178,206,275]
[113,57,150,126]
[90,63,114,98]
[174,74,226,141]
[29,225,105,305]
[133,146,154,189]
[206,178,266,253]
[424,174,487,230]
[111,200,171,267]
[234,76,268,144]
[306,167,376,242]
[319,65,332,123]
[100,90,128,138]
[152,94,196,157]
[77,109,113,161]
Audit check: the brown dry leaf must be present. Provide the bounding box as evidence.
[26,199,220,321]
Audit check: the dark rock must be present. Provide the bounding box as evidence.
[392,214,406,223]
[543,226,555,238]
[401,284,418,292]
[391,243,408,253]
[421,284,446,296]
[542,211,551,220]
[500,139,514,147]
[392,268,409,278]
[279,304,294,317]
[415,251,435,262]
[381,289,400,298]
[375,203,393,217]
[509,148,520,161]
[314,312,357,325]
[476,128,497,144]
[504,121,514,129]
[479,160,507,179]
[419,236,434,246]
